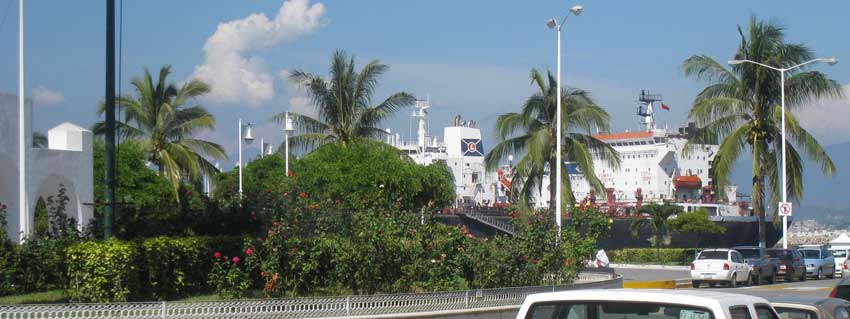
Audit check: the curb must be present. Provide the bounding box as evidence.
[611,263,690,271]
[622,279,693,289]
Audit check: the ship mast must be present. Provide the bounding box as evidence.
[415,97,430,152]
[637,90,662,131]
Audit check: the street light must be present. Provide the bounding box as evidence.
[727,57,837,249]
[284,112,295,176]
[546,4,583,241]
[238,119,254,198]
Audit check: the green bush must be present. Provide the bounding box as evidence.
[140,237,207,300]
[607,248,696,265]
[66,240,138,302]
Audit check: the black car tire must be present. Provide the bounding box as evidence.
[800,269,807,281]
[769,270,777,284]
[729,275,737,288]
[692,280,701,288]
[754,271,763,286]
[828,269,836,279]
[745,273,753,286]
[817,268,824,280]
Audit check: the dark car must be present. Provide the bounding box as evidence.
[768,248,807,282]
[832,276,850,302]
[770,296,850,319]
[733,246,780,285]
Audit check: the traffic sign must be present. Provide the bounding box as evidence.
[778,202,793,216]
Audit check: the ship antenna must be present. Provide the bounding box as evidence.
[638,90,662,131]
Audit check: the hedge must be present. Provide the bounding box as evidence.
[607,248,697,266]
[66,240,138,302]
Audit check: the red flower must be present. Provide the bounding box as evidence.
[266,189,272,193]
[245,248,254,256]
[213,251,222,259]
[283,192,289,197]
[299,192,307,199]
[311,204,318,209]
[250,211,257,221]
[232,256,240,263]
[272,220,280,227]
[186,190,193,196]
[287,170,294,177]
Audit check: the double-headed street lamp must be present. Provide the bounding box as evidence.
[728,57,838,249]
[546,4,583,240]
[238,118,255,198]
[284,112,295,175]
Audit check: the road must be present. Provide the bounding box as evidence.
[615,267,840,298]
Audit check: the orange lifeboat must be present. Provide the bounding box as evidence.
[673,175,702,189]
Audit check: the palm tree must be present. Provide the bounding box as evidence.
[94,65,226,198]
[32,131,47,148]
[630,203,681,253]
[485,69,619,212]
[275,50,415,149]
[683,16,842,246]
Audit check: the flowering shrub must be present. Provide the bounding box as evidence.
[207,251,250,299]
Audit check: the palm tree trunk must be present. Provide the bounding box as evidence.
[752,138,766,248]
[549,167,557,213]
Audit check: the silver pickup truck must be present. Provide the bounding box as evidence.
[799,245,836,280]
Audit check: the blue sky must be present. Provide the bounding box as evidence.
[1,0,849,169]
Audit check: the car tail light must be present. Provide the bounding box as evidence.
[723,263,729,270]
[844,260,848,269]
[830,286,838,298]
[690,263,695,270]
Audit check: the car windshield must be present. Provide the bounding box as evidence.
[526,302,715,319]
[767,250,793,260]
[799,250,820,259]
[698,251,728,260]
[737,249,760,259]
[773,307,815,319]
[835,250,848,258]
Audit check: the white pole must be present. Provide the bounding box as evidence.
[285,131,290,175]
[260,137,264,159]
[18,0,27,242]
[238,118,243,198]
[781,70,787,249]
[555,25,563,240]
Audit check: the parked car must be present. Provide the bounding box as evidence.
[843,260,849,280]
[830,276,850,303]
[733,246,780,285]
[516,289,779,319]
[770,296,850,319]
[799,245,837,280]
[835,248,849,278]
[767,248,806,282]
[691,249,751,288]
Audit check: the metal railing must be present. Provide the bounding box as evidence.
[463,209,518,236]
[0,273,620,319]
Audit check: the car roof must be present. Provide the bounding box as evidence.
[701,249,732,252]
[521,289,769,308]
[732,246,761,249]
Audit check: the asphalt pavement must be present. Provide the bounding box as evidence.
[615,267,840,298]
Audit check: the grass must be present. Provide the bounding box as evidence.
[0,290,68,304]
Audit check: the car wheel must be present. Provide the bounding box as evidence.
[709,282,716,288]
[800,269,807,281]
[745,273,753,286]
[692,280,701,288]
[754,271,763,286]
[817,268,824,280]
[769,270,777,284]
[828,269,836,279]
[729,274,737,288]
[787,270,796,282]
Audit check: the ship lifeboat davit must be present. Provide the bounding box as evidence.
[673,175,702,189]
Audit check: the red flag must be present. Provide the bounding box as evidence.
[661,103,670,111]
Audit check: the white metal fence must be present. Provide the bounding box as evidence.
[0,272,620,319]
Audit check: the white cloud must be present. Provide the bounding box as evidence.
[794,82,850,145]
[32,85,64,106]
[190,0,327,106]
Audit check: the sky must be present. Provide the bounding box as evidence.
[1,0,849,173]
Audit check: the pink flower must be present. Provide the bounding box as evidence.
[232,256,240,263]
[245,248,254,256]
[273,221,280,227]
[186,190,193,196]
[213,251,222,259]
[299,192,307,199]
[311,204,318,209]
[0,204,6,210]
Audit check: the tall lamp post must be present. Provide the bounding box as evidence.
[238,119,254,198]
[728,57,837,249]
[284,112,295,175]
[546,4,583,240]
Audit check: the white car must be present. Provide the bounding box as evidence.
[691,249,751,288]
[834,248,849,277]
[516,289,779,319]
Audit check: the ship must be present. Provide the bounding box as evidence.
[388,94,782,249]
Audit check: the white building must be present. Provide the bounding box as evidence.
[0,93,93,243]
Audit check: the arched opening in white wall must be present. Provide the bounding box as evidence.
[33,174,81,232]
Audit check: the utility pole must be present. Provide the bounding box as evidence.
[104,0,116,239]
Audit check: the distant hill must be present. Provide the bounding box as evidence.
[730,141,850,223]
